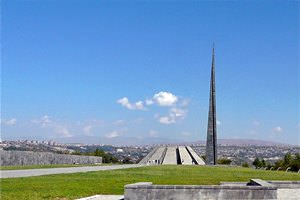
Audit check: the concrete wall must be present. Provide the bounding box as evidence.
[139,147,158,164]
[0,150,102,166]
[178,146,193,165]
[186,146,205,165]
[149,147,166,165]
[124,182,277,200]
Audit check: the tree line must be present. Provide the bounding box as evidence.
[71,148,119,163]
[253,153,300,172]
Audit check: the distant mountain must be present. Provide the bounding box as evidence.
[216,139,290,146]
[54,135,181,146]
[54,136,294,147]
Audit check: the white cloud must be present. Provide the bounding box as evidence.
[113,120,125,125]
[105,131,119,138]
[31,115,73,138]
[132,118,144,124]
[135,101,144,110]
[117,97,132,109]
[149,130,159,138]
[180,99,190,107]
[153,91,178,106]
[217,120,221,126]
[145,99,154,106]
[117,91,185,111]
[117,97,145,110]
[31,115,52,127]
[159,116,175,124]
[2,118,17,126]
[55,127,72,138]
[248,130,257,135]
[83,125,93,136]
[273,126,283,133]
[181,131,191,136]
[158,108,187,125]
[171,108,186,118]
[117,92,188,125]
[253,120,260,126]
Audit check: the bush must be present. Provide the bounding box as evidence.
[217,158,232,165]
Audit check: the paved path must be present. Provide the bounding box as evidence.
[277,189,300,200]
[0,164,145,178]
[76,189,300,200]
[162,147,177,165]
[77,195,124,200]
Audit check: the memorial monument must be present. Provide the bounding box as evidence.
[206,46,217,165]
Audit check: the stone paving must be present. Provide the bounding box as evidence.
[0,164,144,178]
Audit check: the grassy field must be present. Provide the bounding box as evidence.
[0,163,115,170]
[1,165,300,200]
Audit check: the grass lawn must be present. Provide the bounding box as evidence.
[0,163,115,170]
[1,165,300,200]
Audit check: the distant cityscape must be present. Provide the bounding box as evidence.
[1,139,299,166]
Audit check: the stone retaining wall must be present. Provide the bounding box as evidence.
[124,181,277,200]
[0,150,102,166]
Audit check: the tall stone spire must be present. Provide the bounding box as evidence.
[206,46,217,165]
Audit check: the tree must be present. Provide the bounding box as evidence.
[261,159,266,167]
[290,153,300,172]
[274,153,300,172]
[94,148,105,157]
[122,157,133,164]
[92,148,119,163]
[284,153,292,166]
[71,150,82,155]
[242,162,249,168]
[253,158,262,168]
[201,155,206,161]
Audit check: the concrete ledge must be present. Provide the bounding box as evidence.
[268,181,300,189]
[124,181,277,200]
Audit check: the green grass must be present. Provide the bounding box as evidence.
[0,163,116,170]
[1,165,300,200]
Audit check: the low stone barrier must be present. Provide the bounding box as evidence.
[0,150,102,166]
[268,181,300,189]
[124,180,277,200]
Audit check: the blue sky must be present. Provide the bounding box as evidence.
[1,1,299,145]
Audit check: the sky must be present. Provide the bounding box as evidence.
[1,0,299,145]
